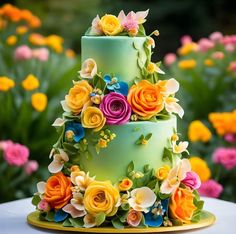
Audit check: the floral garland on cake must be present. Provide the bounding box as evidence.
[32,10,203,229]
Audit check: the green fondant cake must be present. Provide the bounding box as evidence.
[32,10,204,230]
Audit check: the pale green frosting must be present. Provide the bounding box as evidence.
[81,36,147,84]
[79,116,177,183]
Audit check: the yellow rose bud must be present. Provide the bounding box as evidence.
[119,178,133,191]
[31,92,47,112]
[83,180,120,216]
[98,138,107,148]
[6,35,17,45]
[65,130,75,142]
[22,74,40,91]
[0,76,15,91]
[156,165,170,180]
[99,14,122,36]
[81,106,106,132]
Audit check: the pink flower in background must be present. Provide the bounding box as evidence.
[164,53,177,66]
[228,61,236,72]
[180,35,192,45]
[0,140,13,151]
[224,133,236,143]
[209,31,223,42]
[212,51,224,60]
[224,44,235,52]
[213,147,236,170]
[182,171,201,190]
[14,45,32,61]
[221,35,236,45]
[24,160,39,175]
[198,179,223,198]
[198,38,215,52]
[3,143,29,166]
[32,48,49,61]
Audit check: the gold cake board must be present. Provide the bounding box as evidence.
[27,210,215,233]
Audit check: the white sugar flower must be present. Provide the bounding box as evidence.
[79,58,97,79]
[48,149,69,173]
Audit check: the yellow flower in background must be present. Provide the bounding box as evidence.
[0,76,15,91]
[209,110,236,136]
[45,35,64,53]
[99,14,122,36]
[204,59,214,67]
[83,180,120,216]
[0,18,7,29]
[65,49,76,58]
[31,93,48,112]
[178,59,196,70]
[22,74,40,91]
[29,33,46,46]
[6,35,17,45]
[188,120,212,143]
[16,25,28,35]
[178,42,198,56]
[189,157,211,182]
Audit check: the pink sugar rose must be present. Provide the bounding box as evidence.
[127,209,142,227]
[181,171,201,190]
[37,199,51,212]
[213,147,236,170]
[198,38,215,52]
[180,35,192,45]
[164,53,177,66]
[209,31,223,42]
[4,143,29,166]
[198,179,223,198]
[0,140,13,151]
[14,45,32,61]
[24,160,39,175]
[100,92,132,125]
[32,48,49,61]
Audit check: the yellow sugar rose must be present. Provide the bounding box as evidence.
[81,106,106,132]
[31,92,47,112]
[22,74,40,91]
[156,165,170,180]
[99,14,122,36]
[83,180,120,216]
[64,80,93,114]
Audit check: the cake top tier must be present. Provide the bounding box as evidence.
[85,10,158,37]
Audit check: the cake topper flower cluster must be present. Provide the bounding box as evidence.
[87,9,159,37]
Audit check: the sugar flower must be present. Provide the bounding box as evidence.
[37,199,50,212]
[172,141,189,154]
[52,118,65,127]
[83,214,96,228]
[147,62,165,74]
[198,179,223,198]
[48,149,69,173]
[181,171,201,190]
[212,147,236,170]
[160,158,191,194]
[99,14,122,36]
[103,75,129,96]
[90,15,103,35]
[100,92,132,125]
[14,45,32,60]
[65,121,85,143]
[37,181,46,194]
[79,58,97,79]
[128,187,156,213]
[119,178,133,191]
[144,199,168,227]
[163,96,184,118]
[73,171,95,191]
[63,203,86,218]
[3,143,29,166]
[127,209,142,227]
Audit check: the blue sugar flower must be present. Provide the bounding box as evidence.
[144,199,169,227]
[65,122,85,143]
[103,75,128,96]
[54,209,68,222]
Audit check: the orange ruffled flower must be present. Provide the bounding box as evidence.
[44,172,72,209]
[169,187,197,224]
[127,80,164,120]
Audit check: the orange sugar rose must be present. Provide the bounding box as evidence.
[119,178,133,191]
[44,172,72,209]
[127,80,164,120]
[169,187,197,224]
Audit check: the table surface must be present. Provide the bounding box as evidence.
[0,197,235,234]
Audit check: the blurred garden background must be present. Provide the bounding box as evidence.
[0,0,236,203]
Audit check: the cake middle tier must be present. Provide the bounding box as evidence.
[81,36,147,84]
[79,116,176,183]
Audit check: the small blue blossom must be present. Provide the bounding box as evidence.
[103,75,128,96]
[65,122,85,143]
[144,199,169,227]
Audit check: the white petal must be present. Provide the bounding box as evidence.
[48,160,63,173]
[61,99,71,112]
[52,118,65,127]
[166,78,179,94]
[58,149,69,162]
[155,66,165,74]
[63,204,86,218]
[118,10,126,23]
[136,9,149,23]
[49,148,55,159]
[37,181,46,194]
[83,214,96,228]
